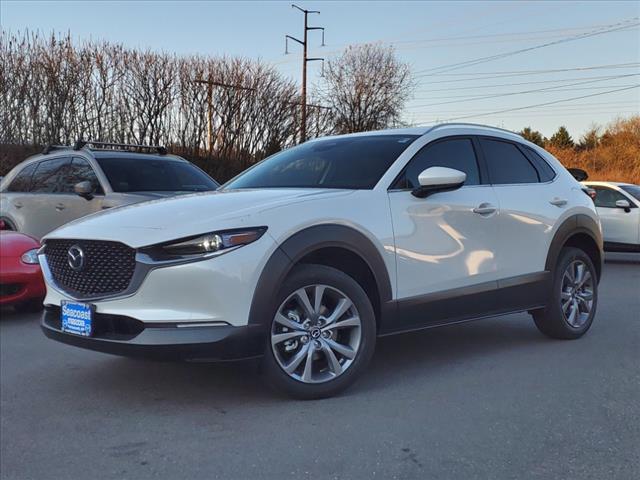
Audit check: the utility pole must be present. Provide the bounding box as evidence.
[285,3,325,143]
[194,78,256,154]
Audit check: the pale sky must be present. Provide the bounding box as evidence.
[2,0,639,138]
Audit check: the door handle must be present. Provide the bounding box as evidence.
[549,197,568,207]
[473,203,497,215]
[55,203,66,211]
[13,202,23,209]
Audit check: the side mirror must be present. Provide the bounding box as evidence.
[74,181,94,200]
[616,199,631,212]
[568,168,588,182]
[412,167,466,199]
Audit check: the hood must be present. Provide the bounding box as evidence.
[0,231,40,257]
[45,188,354,248]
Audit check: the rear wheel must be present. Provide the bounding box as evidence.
[262,264,376,399]
[533,247,598,339]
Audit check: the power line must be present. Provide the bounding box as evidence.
[411,84,638,101]
[406,73,640,108]
[285,3,325,143]
[413,18,639,77]
[413,63,640,86]
[419,85,640,122]
[410,73,640,95]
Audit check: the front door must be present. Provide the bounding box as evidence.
[592,186,640,246]
[388,137,501,329]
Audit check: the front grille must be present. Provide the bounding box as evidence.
[44,239,136,297]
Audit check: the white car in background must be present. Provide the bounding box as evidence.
[583,182,640,253]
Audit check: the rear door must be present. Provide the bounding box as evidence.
[592,186,639,245]
[477,137,563,281]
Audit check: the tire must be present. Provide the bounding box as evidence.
[533,247,598,339]
[262,264,376,399]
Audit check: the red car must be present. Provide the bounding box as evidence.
[0,231,45,312]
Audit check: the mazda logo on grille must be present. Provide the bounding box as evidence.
[67,245,85,271]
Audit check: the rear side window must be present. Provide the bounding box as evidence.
[30,158,71,193]
[58,158,104,194]
[593,187,629,208]
[523,147,556,182]
[7,163,37,192]
[393,138,481,189]
[480,138,539,184]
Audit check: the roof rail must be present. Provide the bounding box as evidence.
[427,123,522,137]
[73,140,168,155]
[41,144,69,155]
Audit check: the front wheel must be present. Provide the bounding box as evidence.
[533,247,598,339]
[262,264,376,399]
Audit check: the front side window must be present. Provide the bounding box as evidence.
[96,158,218,192]
[480,138,540,185]
[593,187,630,208]
[58,158,104,194]
[30,158,71,193]
[7,163,37,192]
[620,185,640,202]
[225,135,419,190]
[392,137,481,189]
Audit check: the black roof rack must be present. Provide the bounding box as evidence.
[73,140,168,155]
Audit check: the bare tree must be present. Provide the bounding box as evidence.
[320,44,412,134]
[0,30,335,180]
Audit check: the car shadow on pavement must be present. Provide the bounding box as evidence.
[55,312,547,404]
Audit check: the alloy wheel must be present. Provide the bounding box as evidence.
[560,259,594,328]
[271,284,362,384]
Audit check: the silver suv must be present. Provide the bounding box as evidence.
[0,141,219,239]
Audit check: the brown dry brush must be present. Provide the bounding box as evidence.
[546,116,640,184]
[0,30,332,181]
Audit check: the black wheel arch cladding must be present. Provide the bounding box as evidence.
[248,224,392,329]
[545,214,603,281]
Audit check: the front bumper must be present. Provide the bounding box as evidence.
[41,306,266,361]
[0,260,45,306]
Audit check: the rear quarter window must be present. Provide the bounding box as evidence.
[523,147,556,182]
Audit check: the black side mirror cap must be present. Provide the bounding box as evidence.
[568,168,588,182]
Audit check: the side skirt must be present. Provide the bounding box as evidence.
[604,241,640,253]
[379,272,550,336]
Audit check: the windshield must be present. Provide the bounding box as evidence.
[97,158,218,193]
[620,184,640,202]
[225,135,418,190]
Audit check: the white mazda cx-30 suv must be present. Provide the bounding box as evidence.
[40,124,603,398]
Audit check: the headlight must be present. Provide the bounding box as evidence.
[21,248,40,265]
[143,227,267,260]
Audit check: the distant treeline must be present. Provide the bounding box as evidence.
[521,117,640,184]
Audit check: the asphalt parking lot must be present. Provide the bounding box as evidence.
[1,254,638,480]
